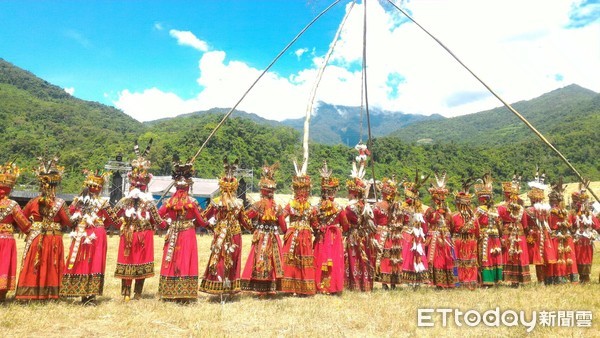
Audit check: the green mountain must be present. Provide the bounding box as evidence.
[0,58,145,191]
[389,84,600,146]
[1,58,598,198]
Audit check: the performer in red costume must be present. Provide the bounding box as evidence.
[523,168,556,284]
[374,176,403,290]
[114,140,163,301]
[157,157,207,301]
[241,162,287,294]
[451,178,479,289]
[344,161,376,292]
[200,157,251,295]
[400,170,431,287]
[424,172,457,289]
[545,177,579,284]
[497,173,531,286]
[0,162,31,301]
[312,161,347,295]
[569,182,600,283]
[280,160,316,296]
[16,156,72,300]
[62,170,115,304]
[474,173,504,287]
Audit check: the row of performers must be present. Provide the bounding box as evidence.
[0,150,598,303]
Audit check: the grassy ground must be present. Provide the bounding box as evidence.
[2,234,599,337]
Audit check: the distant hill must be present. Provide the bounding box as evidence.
[1,57,598,196]
[280,102,444,146]
[0,58,144,191]
[389,84,600,146]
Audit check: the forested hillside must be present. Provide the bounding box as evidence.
[1,58,597,201]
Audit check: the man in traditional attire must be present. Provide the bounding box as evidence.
[62,170,115,304]
[497,173,531,286]
[451,178,479,289]
[474,173,504,287]
[545,177,578,284]
[344,161,376,292]
[0,162,31,301]
[157,158,206,301]
[424,172,457,289]
[400,170,431,287]
[523,169,556,284]
[374,176,404,290]
[569,182,600,283]
[241,162,287,294]
[17,156,72,300]
[114,140,163,301]
[200,157,251,295]
[279,160,316,296]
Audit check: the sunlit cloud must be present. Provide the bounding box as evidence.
[169,29,209,52]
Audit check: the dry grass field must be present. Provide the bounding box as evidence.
[2,233,599,337]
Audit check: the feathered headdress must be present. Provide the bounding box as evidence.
[378,175,398,201]
[0,161,20,190]
[428,171,448,200]
[35,154,64,190]
[454,176,475,205]
[547,176,565,204]
[259,162,279,191]
[527,165,547,202]
[219,156,239,194]
[502,171,522,196]
[571,179,590,206]
[82,169,110,192]
[292,158,311,192]
[403,169,430,200]
[346,161,367,197]
[128,139,153,191]
[319,161,339,193]
[172,154,195,188]
[474,172,494,200]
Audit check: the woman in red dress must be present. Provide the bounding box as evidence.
[474,173,504,287]
[200,157,251,295]
[312,161,346,295]
[280,160,316,296]
[497,174,531,286]
[523,170,556,284]
[16,156,72,300]
[545,177,579,284]
[62,171,115,304]
[114,140,163,301]
[344,161,376,292]
[374,176,403,289]
[241,163,287,294]
[424,172,457,289]
[569,184,600,283]
[0,162,31,301]
[157,158,207,301]
[451,178,479,289]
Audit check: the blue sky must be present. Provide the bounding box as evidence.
[1,0,598,122]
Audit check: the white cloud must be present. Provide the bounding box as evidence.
[64,87,75,95]
[295,48,308,59]
[154,22,163,31]
[169,29,209,52]
[115,0,600,122]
